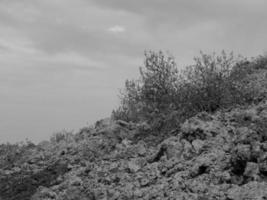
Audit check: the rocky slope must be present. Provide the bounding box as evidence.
[0,99,267,200]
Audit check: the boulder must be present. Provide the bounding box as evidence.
[227,182,267,200]
[181,112,224,142]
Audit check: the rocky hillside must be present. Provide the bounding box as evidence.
[0,99,267,200]
[0,53,267,200]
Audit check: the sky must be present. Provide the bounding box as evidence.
[0,0,267,143]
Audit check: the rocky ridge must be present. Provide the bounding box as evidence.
[0,100,267,200]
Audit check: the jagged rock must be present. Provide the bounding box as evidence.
[160,136,183,160]
[181,139,194,160]
[259,152,267,175]
[136,141,147,156]
[127,158,142,173]
[121,138,132,147]
[69,176,82,186]
[31,186,57,200]
[234,127,261,143]
[244,162,260,181]
[60,187,95,200]
[230,144,251,176]
[192,139,205,154]
[180,112,224,142]
[0,160,69,200]
[227,182,267,200]
[2,101,267,200]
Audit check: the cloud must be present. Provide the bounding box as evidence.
[108,25,126,33]
[1,0,267,142]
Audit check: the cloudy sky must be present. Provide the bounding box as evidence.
[1,0,267,143]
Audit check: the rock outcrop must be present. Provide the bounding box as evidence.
[1,101,267,200]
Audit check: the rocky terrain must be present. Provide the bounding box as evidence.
[0,99,267,200]
[1,53,267,200]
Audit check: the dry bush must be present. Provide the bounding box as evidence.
[113,51,179,123]
[113,51,267,134]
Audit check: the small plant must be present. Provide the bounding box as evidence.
[50,130,74,143]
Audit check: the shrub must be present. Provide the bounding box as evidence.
[177,51,243,115]
[112,79,142,122]
[113,50,267,134]
[252,55,267,70]
[112,51,179,122]
[50,130,74,144]
[230,55,267,103]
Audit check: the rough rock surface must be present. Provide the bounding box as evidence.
[1,101,267,200]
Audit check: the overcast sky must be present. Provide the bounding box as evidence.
[1,0,267,143]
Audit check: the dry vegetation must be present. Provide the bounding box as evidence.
[1,51,267,200]
[112,51,267,134]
